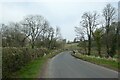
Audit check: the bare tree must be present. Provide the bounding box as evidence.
[21,15,46,49]
[103,4,116,57]
[1,23,28,47]
[47,27,55,49]
[81,11,99,55]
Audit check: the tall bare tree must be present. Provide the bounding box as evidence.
[48,27,55,49]
[103,4,116,57]
[81,11,99,55]
[21,15,46,49]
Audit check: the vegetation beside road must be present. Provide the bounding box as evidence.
[1,14,65,78]
[11,56,46,78]
[2,47,48,78]
[10,49,62,78]
[70,3,119,72]
[71,53,119,71]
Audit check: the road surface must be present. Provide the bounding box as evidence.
[42,51,118,78]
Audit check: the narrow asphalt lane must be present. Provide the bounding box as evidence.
[42,51,118,78]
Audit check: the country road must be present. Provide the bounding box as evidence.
[41,51,118,78]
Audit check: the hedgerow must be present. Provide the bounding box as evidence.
[2,47,48,78]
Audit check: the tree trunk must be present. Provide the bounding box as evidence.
[31,42,34,49]
[31,38,35,49]
[83,40,87,55]
[88,35,91,55]
[106,25,110,58]
[98,45,102,57]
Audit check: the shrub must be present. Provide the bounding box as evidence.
[2,47,48,78]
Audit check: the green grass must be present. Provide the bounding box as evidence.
[11,57,46,78]
[11,50,61,78]
[72,53,119,71]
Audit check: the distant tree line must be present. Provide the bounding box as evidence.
[1,15,65,49]
[75,4,120,58]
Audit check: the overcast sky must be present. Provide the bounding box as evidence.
[0,0,119,41]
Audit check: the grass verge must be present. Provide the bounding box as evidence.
[10,50,61,78]
[71,53,119,71]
